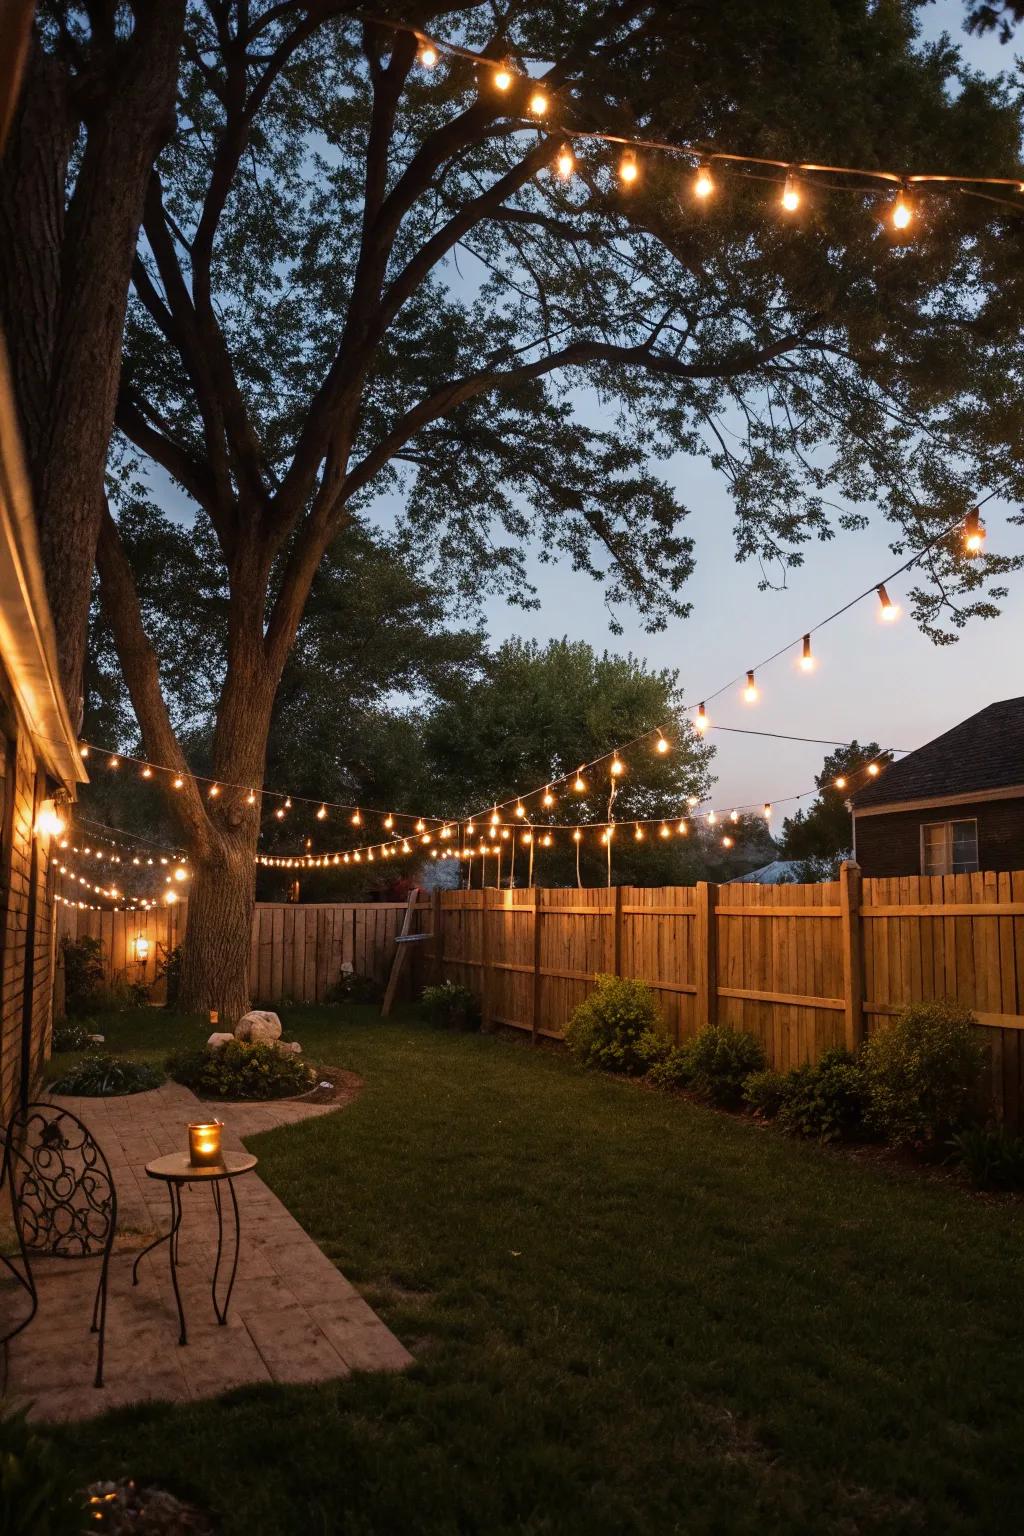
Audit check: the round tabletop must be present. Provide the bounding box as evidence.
[145,1151,258,1183]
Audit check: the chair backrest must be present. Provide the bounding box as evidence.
[3,1102,116,1258]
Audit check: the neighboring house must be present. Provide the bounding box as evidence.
[727,860,807,885]
[0,339,86,1120]
[850,697,1024,879]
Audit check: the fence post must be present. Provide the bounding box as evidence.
[531,889,542,1043]
[839,860,864,1052]
[431,888,442,985]
[695,881,719,1028]
[612,884,624,975]
[480,888,491,1030]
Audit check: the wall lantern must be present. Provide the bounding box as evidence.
[134,934,150,963]
[34,799,67,839]
[187,1120,224,1169]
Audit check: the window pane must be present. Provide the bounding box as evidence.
[922,823,951,876]
[952,820,978,873]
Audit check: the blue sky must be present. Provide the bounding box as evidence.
[476,2,1023,814]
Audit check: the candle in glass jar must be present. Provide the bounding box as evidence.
[187,1121,224,1169]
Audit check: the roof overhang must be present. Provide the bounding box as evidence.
[853,784,1024,819]
[0,338,87,790]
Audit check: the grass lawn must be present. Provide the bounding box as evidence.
[48,1006,1024,1534]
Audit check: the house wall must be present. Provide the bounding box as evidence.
[0,664,57,1124]
[854,796,1024,879]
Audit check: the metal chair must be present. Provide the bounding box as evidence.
[0,1102,117,1387]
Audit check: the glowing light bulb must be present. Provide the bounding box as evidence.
[542,786,555,808]
[677,819,688,835]
[834,776,847,790]
[316,804,327,820]
[659,822,671,839]
[763,803,772,819]
[556,143,574,179]
[528,89,548,116]
[108,756,120,769]
[781,171,801,212]
[722,835,734,849]
[867,762,881,777]
[490,808,500,825]
[800,633,815,672]
[891,187,912,231]
[695,703,708,733]
[610,757,625,777]
[494,64,513,91]
[419,41,438,68]
[384,813,394,829]
[730,809,739,823]
[208,783,220,798]
[164,889,178,905]
[708,810,717,826]
[351,810,362,826]
[34,800,66,838]
[174,866,187,881]
[141,766,153,780]
[694,162,714,200]
[877,583,898,622]
[634,824,644,841]
[275,807,285,819]
[541,832,552,847]
[743,670,758,704]
[574,770,587,792]
[573,829,582,842]
[522,831,532,845]
[245,788,255,804]
[416,818,426,833]
[655,734,669,754]
[965,508,985,554]
[515,802,525,818]
[619,151,638,185]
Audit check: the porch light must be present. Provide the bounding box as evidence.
[34,799,67,839]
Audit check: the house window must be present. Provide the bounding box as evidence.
[920,818,979,876]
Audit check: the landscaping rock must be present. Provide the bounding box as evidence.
[277,1039,302,1054]
[207,1031,234,1049]
[235,1009,282,1044]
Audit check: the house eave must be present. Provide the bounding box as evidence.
[852,784,1024,820]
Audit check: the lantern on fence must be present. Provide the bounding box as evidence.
[134,934,150,963]
[187,1120,224,1169]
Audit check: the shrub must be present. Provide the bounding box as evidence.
[0,1404,90,1535]
[564,975,665,1075]
[948,1124,1024,1190]
[50,1054,164,1097]
[167,1040,315,1100]
[418,981,481,1031]
[776,1049,867,1143]
[326,970,382,1005]
[157,943,182,1007]
[862,1001,985,1147]
[686,1025,765,1107]
[61,934,105,1015]
[743,1069,790,1119]
[50,1019,92,1053]
[646,1046,693,1091]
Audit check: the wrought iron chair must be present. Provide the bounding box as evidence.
[0,1102,117,1388]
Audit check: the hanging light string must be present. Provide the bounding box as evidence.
[351,11,1024,221]
[72,814,188,861]
[74,499,995,840]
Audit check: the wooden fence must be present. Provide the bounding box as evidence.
[426,865,1024,1126]
[56,899,413,1006]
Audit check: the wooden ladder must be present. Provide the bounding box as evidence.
[380,887,431,1016]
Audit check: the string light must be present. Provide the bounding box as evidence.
[619,151,638,185]
[542,785,555,807]
[351,810,362,826]
[141,766,153,780]
[867,762,881,776]
[528,89,548,116]
[515,801,526,818]
[694,161,714,199]
[610,756,625,777]
[677,819,688,835]
[781,171,801,211]
[108,756,119,769]
[655,733,669,754]
[246,789,256,804]
[834,776,847,789]
[743,670,759,704]
[892,185,913,231]
[418,40,438,68]
[574,769,587,792]
[695,703,709,733]
[493,63,513,91]
[556,142,574,179]
[384,813,394,829]
[876,583,898,622]
[208,784,220,798]
[722,835,734,849]
[800,634,814,672]
[659,821,671,839]
[317,804,327,820]
[965,508,986,553]
[763,803,772,819]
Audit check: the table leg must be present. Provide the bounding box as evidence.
[166,1182,187,1346]
[210,1177,241,1326]
[132,1182,179,1287]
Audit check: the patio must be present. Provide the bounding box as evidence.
[1,1081,412,1422]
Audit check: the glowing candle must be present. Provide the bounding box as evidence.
[188,1121,224,1169]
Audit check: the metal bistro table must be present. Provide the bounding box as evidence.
[132,1151,257,1345]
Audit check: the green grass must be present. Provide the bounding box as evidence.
[51,1006,1024,1534]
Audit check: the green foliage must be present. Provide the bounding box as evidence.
[780,742,889,862]
[949,1124,1024,1190]
[50,1019,92,1053]
[418,982,481,1032]
[60,934,105,1016]
[49,1053,164,1097]
[776,1050,868,1143]
[0,1405,89,1536]
[645,1046,693,1091]
[167,1041,315,1101]
[157,944,182,1007]
[326,971,382,1005]
[862,1002,985,1146]
[685,1025,766,1107]
[743,1069,791,1119]
[565,975,666,1076]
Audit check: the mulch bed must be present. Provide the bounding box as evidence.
[291,1066,363,1106]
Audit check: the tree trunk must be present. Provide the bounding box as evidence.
[179,823,258,1021]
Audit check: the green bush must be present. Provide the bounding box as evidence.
[50,1018,92,1053]
[564,975,666,1075]
[743,1069,790,1119]
[646,1045,693,1091]
[948,1124,1024,1189]
[157,943,182,1007]
[862,1001,985,1147]
[0,1404,90,1535]
[418,981,481,1031]
[60,934,105,1015]
[776,1049,867,1143]
[326,970,382,1005]
[50,1053,164,1097]
[167,1040,315,1100]
[685,1025,765,1107]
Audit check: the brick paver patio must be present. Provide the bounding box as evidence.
[1,1081,411,1421]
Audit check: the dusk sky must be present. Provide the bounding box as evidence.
[475,2,1022,817]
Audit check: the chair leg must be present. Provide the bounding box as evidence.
[92,1248,112,1389]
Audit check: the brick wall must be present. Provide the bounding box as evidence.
[0,671,56,1124]
[854,796,1024,879]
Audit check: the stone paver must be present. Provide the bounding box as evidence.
[1,1082,412,1421]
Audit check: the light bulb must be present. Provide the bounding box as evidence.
[695,704,708,733]
[164,889,178,905]
[384,813,394,829]
[610,757,625,777]
[573,829,582,842]
[834,776,847,790]
[574,770,587,792]
[763,803,772,819]
[542,786,555,807]
[965,508,985,554]
[722,835,734,849]
[522,831,532,844]
[659,822,671,839]
[317,804,327,820]
[141,766,153,779]
[743,670,758,704]
[174,866,187,881]
[245,788,255,804]
[708,810,717,826]
[275,807,285,819]
[34,801,66,839]
[351,810,362,826]
[419,42,438,68]
[655,734,669,754]
[619,151,638,185]
[677,819,688,835]
[556,143,574,179]
[877,583,898,622]
[730,809,739,823]
[867,762,881,777]
[781,172,800,212]
[634,824,644,841]
[208,784,220,798]
[515,802,525,818]
[416,818,425,832]
[892,187,912,231]
[694,162,714,200]
[800,633,814,671]
[528,90,548,116]
[494,65,513,91]
[108,756,120,769]
[541,833,552,847]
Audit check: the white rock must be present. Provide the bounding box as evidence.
[207,1032,234,1049]
[235,1009,282,1044]
[276,1039,302,1055]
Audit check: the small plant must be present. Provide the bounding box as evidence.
[564,975,665,1075]
[326,970,382,1005]
[685,1024,766,1107]
[776,1049,867,1143]
[862,1001,985,1147]
[50,1054,164,1096]
[948,1124,1024,1190]
[60,933,106,1015]
[0,1404,90,1535]
[743,1068,790,1119]
[167,1040,315,1100]
[418,981,481,1032]
[50,1019,92,1053]
[157,943,182,1007]
[646,1046,692,1091]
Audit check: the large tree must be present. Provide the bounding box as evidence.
[12,1,1024,1014]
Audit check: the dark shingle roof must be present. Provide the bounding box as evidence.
[852,696,1024,811]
